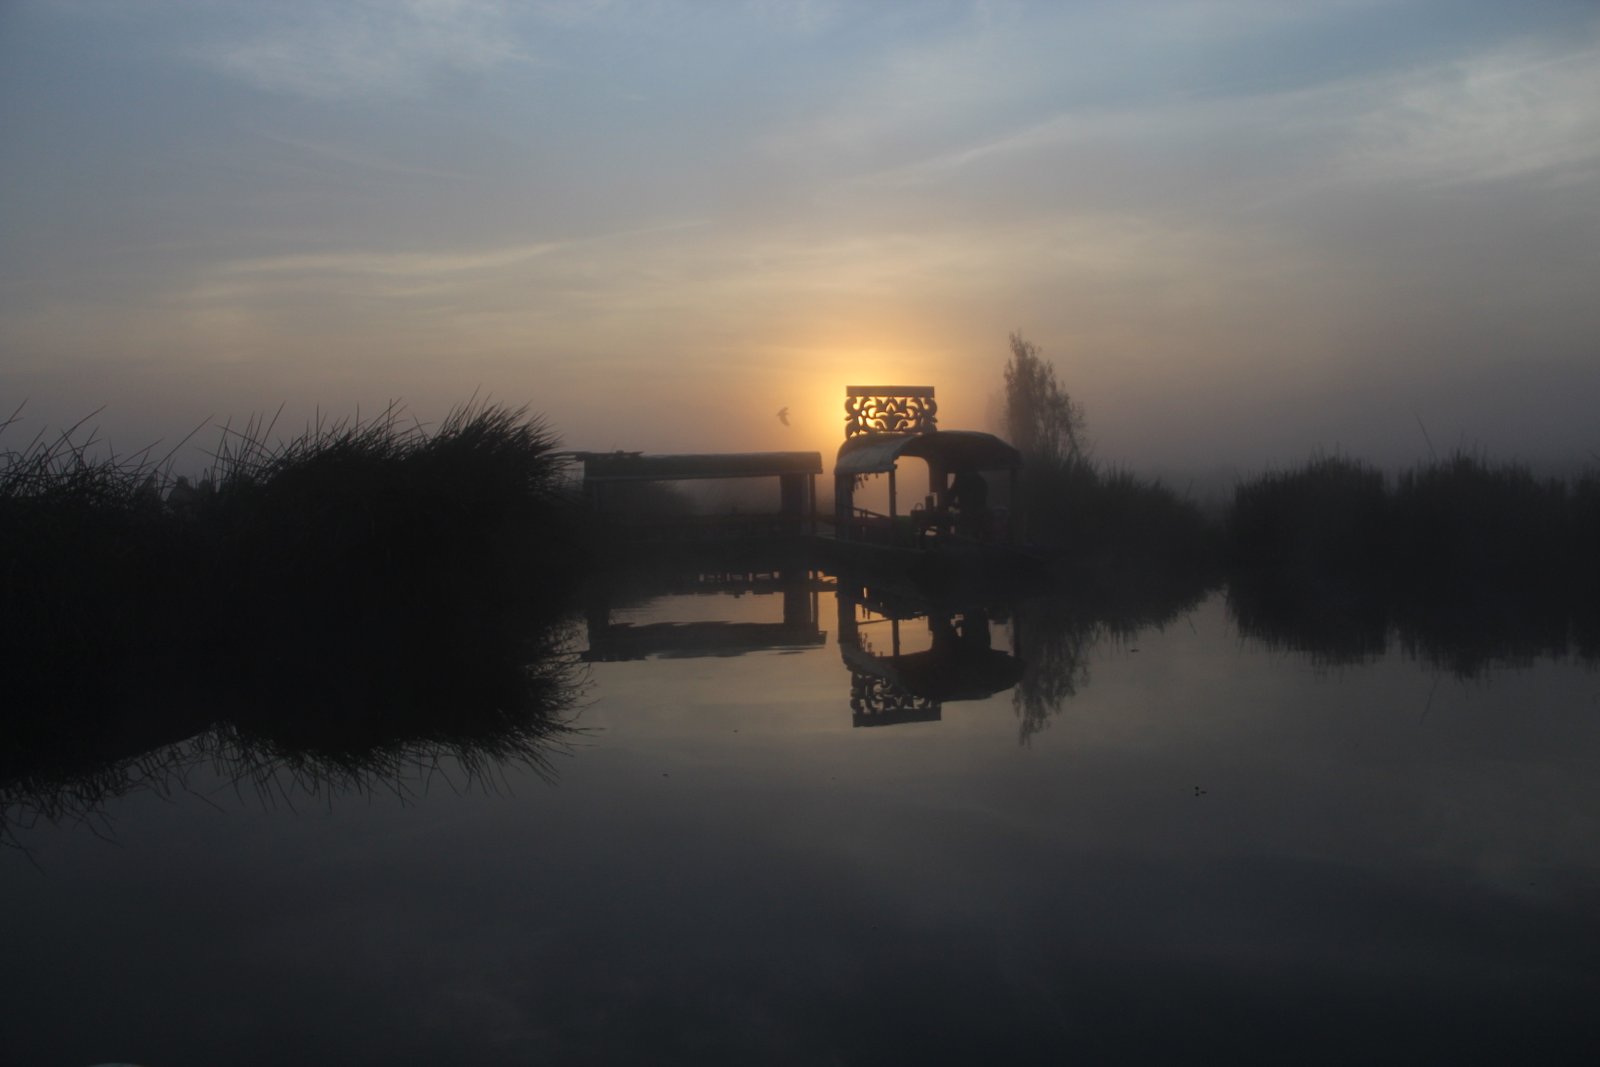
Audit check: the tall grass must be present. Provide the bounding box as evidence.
[0,409,182,714]
[1225,455,1390,664]
[1019,453,1219,600]
[1,402,591,738]
[1573,471,1600,658]
[1228,455,1388,578]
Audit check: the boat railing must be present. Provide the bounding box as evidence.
[825,506,929,548]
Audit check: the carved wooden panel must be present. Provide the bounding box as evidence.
[844,386,937,437]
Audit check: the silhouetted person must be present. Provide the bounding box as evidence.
[958,611,991,652]
[950,469,989,539]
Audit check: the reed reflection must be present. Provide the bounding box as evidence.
[2,613,585,849]
[1227,574,1598,678]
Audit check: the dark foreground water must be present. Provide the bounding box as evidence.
[5,577,1600,1065]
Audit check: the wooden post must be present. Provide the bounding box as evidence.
[888,467,899,546]
[779,472,804,531]
[835,473,853,541]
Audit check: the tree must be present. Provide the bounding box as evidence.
[1003,332,1084,464]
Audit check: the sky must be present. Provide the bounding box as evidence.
[2,0,1597,479]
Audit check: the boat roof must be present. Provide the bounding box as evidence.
[842,642,1025,702]
[834,430,1021,477]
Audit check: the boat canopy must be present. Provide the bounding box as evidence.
[834,430,1021,478]
[842,642,1025,703]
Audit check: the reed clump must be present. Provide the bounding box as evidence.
[1225,455,1390,664]
[0,402,591,736]
[0,410,181,717]
[1572,471,1600,658]
[1229,455,1389,579]
[1021,454,1219,601]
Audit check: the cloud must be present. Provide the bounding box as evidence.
[776,28,1600,270]
[217,242,565,281]
[1341,44,1600,188]
[194,0,530,100]
[168,220,712,334]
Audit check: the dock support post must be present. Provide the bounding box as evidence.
[888,468,898,545]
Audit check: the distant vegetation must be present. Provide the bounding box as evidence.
[999,332,1600,675]
[1001,332,1218,598]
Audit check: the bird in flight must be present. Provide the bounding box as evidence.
[777,406,790,427]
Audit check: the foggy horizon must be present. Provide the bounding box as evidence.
[4,1,1598,479]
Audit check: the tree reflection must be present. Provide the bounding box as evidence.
[1010,600,1093,744]
[1011,576,1211,744]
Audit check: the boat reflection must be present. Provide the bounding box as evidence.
[582,564,1028,728]
[582,568,825,661]
[836,577,1024,727]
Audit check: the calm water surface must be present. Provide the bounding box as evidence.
[6,580,1600,1065]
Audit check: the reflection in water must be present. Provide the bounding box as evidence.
[583,568,825,661]
[1227,570,1600,677]
[1010,601,1092,743]
[1394,590,1577,678]
[1011,578,1213,744]
[26,543,1588,851]
[836,581,1023,728]
[1,614,585,848]
[1226,572,1388,667]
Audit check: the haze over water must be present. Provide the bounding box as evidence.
[3,1,1598,473]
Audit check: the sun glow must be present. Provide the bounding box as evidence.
[790,361,918,469]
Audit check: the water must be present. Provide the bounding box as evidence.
[6,577,1600,1065]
